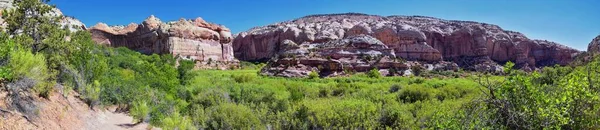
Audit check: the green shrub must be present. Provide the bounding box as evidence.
[379,103,415,129]
[397,86,436,103]
[0,67,12,81]
[232,73,256,83]
[83,80,101,107]
[389,84,402,93]
[9,48,50,81]
[9,48,52,98]
[308,71,320,79]
[408,77,425,84]
[193,88,230,107]
[206,103,263,129]
[130,100,150,123]
[287,85,305,102]
[161,112,196,130]
[301,99,378,129]
[178,60,196,85]
[367,68,381,78]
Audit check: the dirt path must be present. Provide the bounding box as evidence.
[84,110,156,130]
[0,90,158,130]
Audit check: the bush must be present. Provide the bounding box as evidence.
[232,73,256,83]
[206,103,263,129]
[408,77,425,84]
[389,84,402,93]
[178,60,196,85]
[9,48,50,82]
[9,48,52,98]
[411,65,425,76]
[397,86,436,103]
[367,68,382,78]
[379,103,415,129]
[161,112,196,130]
[301,99,378,129]
[83,80,101,107]
[130,100,150,123]
[308,71,320,79]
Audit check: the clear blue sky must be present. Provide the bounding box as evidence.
[51,0,599,50]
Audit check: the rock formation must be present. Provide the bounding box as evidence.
[261,35,404,77]
[88,15,237,69]
[588,35,600,54]
[261,34,461,77]
[234,13,580,72]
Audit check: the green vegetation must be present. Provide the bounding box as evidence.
[175,69,482,129]
[2,0,600,129]
[367,68,382,78]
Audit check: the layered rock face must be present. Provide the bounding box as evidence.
[89,15,236,64]
[261,35,410,77]
[588,35,600,54]
[234,13,580,71]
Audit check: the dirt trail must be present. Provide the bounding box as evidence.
[85,110,155,130]
[0,90,157,130]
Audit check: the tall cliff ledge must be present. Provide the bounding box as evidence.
[234,13,580,72]
[89,15,237,69]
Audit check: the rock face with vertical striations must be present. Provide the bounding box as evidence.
[234,13,580,72]
[88,15,236,69]
[588,35,600,54]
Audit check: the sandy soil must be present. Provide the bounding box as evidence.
[0,90,158,130]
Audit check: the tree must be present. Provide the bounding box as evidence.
[3,0,61,53]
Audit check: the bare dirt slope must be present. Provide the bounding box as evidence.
[0,90,156,130]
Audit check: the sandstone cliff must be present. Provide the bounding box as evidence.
[588,35,600,54]
[262,35,404,77]
[88,15,236,67]
[234,13,580,71]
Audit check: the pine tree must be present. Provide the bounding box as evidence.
[2,0,63,54]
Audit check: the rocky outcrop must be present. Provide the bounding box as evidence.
[234,13,580,71]
[88,15,236,67]
[588,35,600,54]
[262,35,410,77]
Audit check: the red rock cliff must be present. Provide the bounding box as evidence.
[233,13,580,69]
[89,15,235,62]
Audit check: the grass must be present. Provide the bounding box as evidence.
[180,68,489,129]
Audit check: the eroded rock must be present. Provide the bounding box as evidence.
[88,15,237,69]
[588,35,600,54]
[261,35,410,77]
[235,13,580,71]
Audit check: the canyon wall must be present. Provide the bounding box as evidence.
[88,16,236,66]
[234,13,581,71]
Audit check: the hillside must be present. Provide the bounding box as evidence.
[234,13,580,77]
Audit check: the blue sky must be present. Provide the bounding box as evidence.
[51,0,599,50]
